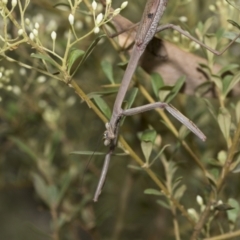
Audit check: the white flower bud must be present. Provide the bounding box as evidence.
[6,85,13,91]
[29,32,35,40]
[113,8,121,16]
[179,16,187,23]
[0,72,2,78]
[25,18,30,25]
[37,76,46,83]
[187,208,199,221]
[121,1,128,9]
[51,31,57,40]
[95,13,103,25]
[11,0,17,8]
[33,29,38,36]
[106,0,111,4]
[196,195,203,206]
[3,0,8,4]
[92,1,97,10]
[94,27,100,34]
[209,5,216,12]
[12,86,21,95]
[18,29,24,36]
[35,22,40,29]
[19,68,26,76]
[68,13,74,25]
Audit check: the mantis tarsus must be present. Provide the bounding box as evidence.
[93,0,240,202]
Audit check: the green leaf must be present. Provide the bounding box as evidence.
[156,199,170,209]
[93,96,111,119]
[195,82,213,97]
[204,99,217,120]
[127,165,143,171]
[101,60,115,84]
[124,88,138,109]
[218,64,239,76]
[87,89,118,99]
[151,144,170,165]
[31,53,58,67]
[150,73,164,98]
[141,141,153,165]
[9,136,38,162]
[67,48,85,74]
[230,151,240,172]
[47,185,59,208]
[223,72,240,97]
[165,76,185,103]
[117,61,128,70]
[144,188,163,196]
[53,3,71,11]
[207,158,223,167]
[47,132,61,163]
[121,88,138,126]
[211,75,222,92]
[222,75,234,97]
[174,184,186,200]
[168,161,178,177]
[178,124,190,140]
[198,63,212,74]
[202,17,215,36]
[158,86,171,102]
[223,31,240,43]
[218,108,231,143]
[172,177,183,193]
[227,198,240,223]
[206,171,217,189]
[140,129,157,143]
[205,35,217,64]
[32,173,49,206]
[71,34,105,76]
[56,173,72,205]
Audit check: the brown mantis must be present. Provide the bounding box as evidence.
[93,0,240,202]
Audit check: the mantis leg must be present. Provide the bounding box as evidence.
[122,102,206,141]
[156,23,240,56]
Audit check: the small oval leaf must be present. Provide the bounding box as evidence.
[140,129,157,143]
[93,96,111,119]
[218,108,231,143]
[151,73,164,98]
[165,76,185,103]
[174,184,186,200]
[156,199,170,209]
[101,60,114,84]
[141,141,153,165]
[67,48,85,74]
[227,198,240,223]
[31,53,58,67]
[144,188,163,196]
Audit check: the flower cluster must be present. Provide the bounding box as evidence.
[91,0,128,34]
